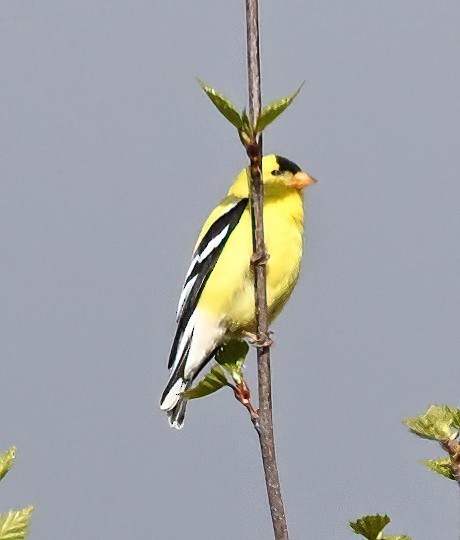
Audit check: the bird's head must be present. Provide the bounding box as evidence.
[228,154,317,198]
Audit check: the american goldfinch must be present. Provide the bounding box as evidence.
[160,154,316,428]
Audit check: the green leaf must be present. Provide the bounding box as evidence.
[240,109,252,138]
[350,514,390,540]
[255,85,302,133]
[404,405,459,441]
[444,405,460,430]
[385,536,412,540]
[0,447,16,483]
[215,340,249,384]
[182,365,228,400]
[421,457,456,481]
[197,79,242,130]
[0,506,34,540]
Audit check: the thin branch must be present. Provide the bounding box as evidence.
[244,1,289,538]
[231,379,260,432]
[440,439,460,488]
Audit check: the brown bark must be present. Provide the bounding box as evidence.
[244,1,289,538]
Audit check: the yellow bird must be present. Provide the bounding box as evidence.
[160,155,316,428]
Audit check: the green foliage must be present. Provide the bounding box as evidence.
[197,79,243,130]
[0,507,33,540]
[197,79,302,137]
[0,447,33,540]
[215,339,249,385]
[350,514,390,539]
[182,365,229,399]
[0,448,16,483]
[255,86,302,132]
[404,405,460,484]
[350,514,410,540]
[182,340,249,399]
[241,109,252,138]
[403,405,460,441]
[448,410,460,430]
[420,458,456,481]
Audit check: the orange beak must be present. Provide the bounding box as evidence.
[290,171,317,190]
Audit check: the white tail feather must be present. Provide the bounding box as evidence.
[159,378,185,411]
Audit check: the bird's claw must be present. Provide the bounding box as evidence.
[254,331,274,348]
[242,330,274,348]
[250,251,270,266]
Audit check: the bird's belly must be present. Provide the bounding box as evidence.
[225,257,302,333]
[197,203,303,334]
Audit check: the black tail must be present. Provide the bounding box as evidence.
[166,395,189,429]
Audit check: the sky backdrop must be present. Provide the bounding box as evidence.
[2,1,460,538]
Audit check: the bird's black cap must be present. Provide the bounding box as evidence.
[275,156,301,174]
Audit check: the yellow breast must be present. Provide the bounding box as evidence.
[198,188,304,333]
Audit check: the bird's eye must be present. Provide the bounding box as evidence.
[271,169,281,176]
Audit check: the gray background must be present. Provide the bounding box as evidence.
[1,1,460,539]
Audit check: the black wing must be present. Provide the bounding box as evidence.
[168,197,248,370]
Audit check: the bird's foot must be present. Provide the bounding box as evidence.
[250,250,270,266]
[242,330,274,348]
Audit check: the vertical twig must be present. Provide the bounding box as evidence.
[440,439,460,487]
[440,439,460,540]
[244,1,289,538]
